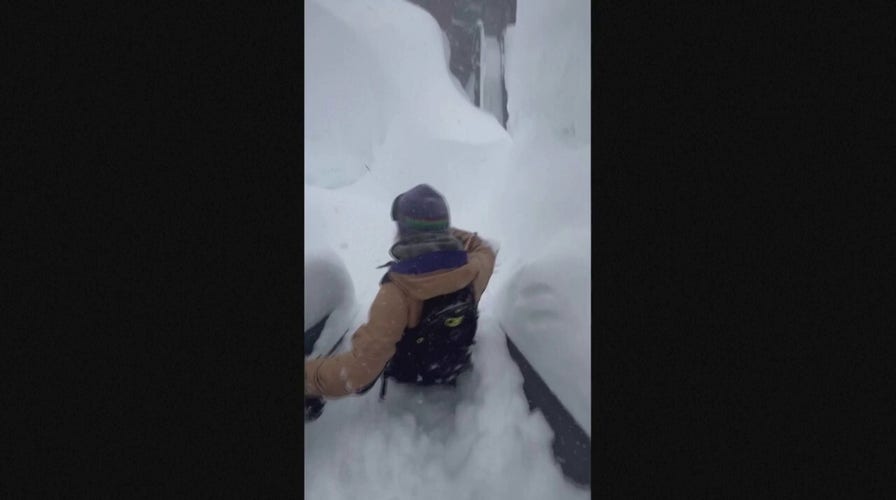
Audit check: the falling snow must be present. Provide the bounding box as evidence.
[305,0,590,498]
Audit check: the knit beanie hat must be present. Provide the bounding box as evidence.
[390,184,450,236]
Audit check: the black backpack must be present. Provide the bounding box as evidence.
[376,274,479,398]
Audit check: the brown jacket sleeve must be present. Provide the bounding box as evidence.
[304,283,408,398]
[450,227,497,303]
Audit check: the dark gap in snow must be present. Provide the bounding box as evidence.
[304,313,330,356]
[408,0,515,127]
[498,28,509,129]
[504,326,592,487]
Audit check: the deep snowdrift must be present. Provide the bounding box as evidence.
[504,0,591,145]
[304,316,587,500]
[304,1,390,188]
[304,0,591,496]
[304,0,508,190]
[484,136,592,434]
[483,0,592,434]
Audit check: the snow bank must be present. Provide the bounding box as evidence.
[304,183,395,312]
[480,136,591,436]
[504,0,591,145]
[303,242,352,330]
[304,0,513,301]
[304,184,362,356]
[485,0,592,435]
[476,163,595,438]
[303,250,357,357]
[304,1,391,188]
[495,227,591,434]
[304,316,589,500]
[305,0,508,190]
[304,0,591,494]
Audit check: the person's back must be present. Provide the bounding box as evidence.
[304,184,497,416]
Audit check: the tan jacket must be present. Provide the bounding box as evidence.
[304,228,496,398]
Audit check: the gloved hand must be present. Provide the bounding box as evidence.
[304,396,325,422]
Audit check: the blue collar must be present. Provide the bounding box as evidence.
[389,250,468,275]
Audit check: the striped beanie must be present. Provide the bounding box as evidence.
[391,184,450,236]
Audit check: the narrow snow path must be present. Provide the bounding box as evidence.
[305,315,589,500]
[304,0,590,496]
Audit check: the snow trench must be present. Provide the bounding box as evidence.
[305,315,589,500]
[304,0,591,497]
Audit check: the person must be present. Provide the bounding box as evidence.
[304,184,497,420]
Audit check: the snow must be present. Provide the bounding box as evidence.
[305,0,591,497]
[485,136,592,435]
[503,0,591,145]
[303,242,357,357]
[304,1,390,188]
[305,317,587,500]
[480,0,592,436]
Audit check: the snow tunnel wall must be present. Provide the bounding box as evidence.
[304,0,507,191]
[304,0,512,358]
[304,0,392,189]
[504,0,590,145]
[303,0,589,434]
[491,0,592,435]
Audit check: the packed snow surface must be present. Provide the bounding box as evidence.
[305,0,591,497]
